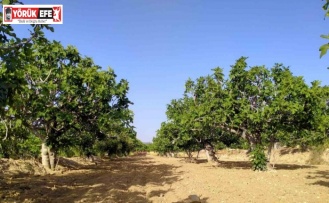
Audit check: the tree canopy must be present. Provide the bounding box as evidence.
[0,0,141,170]
[153,57,329,170]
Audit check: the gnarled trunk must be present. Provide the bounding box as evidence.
[196,150,201,159]
[185,150,193,159]
[41,142,50,170]
[204,143,219,163]
[246,136,257,153]
[267,141,280,168]
[48,147,55,171]
[41,141,56,171]
[267,141,274,162]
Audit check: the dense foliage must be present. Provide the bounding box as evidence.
[0,0,143,170]
[153,57,329,170]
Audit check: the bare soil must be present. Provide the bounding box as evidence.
[1,149,329,203]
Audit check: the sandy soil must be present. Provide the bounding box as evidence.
[0,151,329,203]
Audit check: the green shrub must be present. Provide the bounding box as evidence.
[0,134,41,159]
[250,145,268,171]
[58,147,80,158]
[215,142,226,150]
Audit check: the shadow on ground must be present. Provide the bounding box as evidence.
[279,148,308,155]
[0,159,10,172]
[273,163,316,170]
[173,195,209,203]
[307,170,329,188]
[197,159,316,170]
[0,156,182,203]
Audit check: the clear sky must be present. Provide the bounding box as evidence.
[12,0,329,142]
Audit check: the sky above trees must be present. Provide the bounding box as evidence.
[12,0,329,142]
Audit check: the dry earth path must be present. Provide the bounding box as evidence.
[1,154,329,203]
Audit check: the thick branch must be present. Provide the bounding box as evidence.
[1,119,8,140]
[39,69,53,83]
[0,30,38,51]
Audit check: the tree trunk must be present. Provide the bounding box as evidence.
[41,142,57,171]
[48,147,55,171]
[185,150,193,159]
[196,150,200,159]
[205,150,210,161]
[267,141,274,162]
[267,141,274,169]
[246,136,257,153]
[204,143,219,163]
[170,152,177,158]
[41,142,50,170]
[165,152,170,157]
[267,142,280,168]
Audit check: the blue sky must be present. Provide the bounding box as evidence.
[11,0,329,142]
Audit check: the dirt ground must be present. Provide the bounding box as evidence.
[1,150,329,203]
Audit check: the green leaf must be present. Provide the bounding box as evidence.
[319,43,329,58]
[2,0,10,5]
[320,34,329,39]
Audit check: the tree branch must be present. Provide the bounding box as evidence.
[0,30,38,51]
[39,69,53,83]
[1,119,9,141]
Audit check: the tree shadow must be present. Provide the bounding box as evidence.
[0,159,10,172]
[218,160,252,169]
[279,148,307,155]
[306,170,329,188]
[196,159,208,164]
[0,156,182,203]
[57,157,86,169]
[272,163,315,170]
[179,158,208,164]
[173,195,209,203]
[202,160,316,170]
